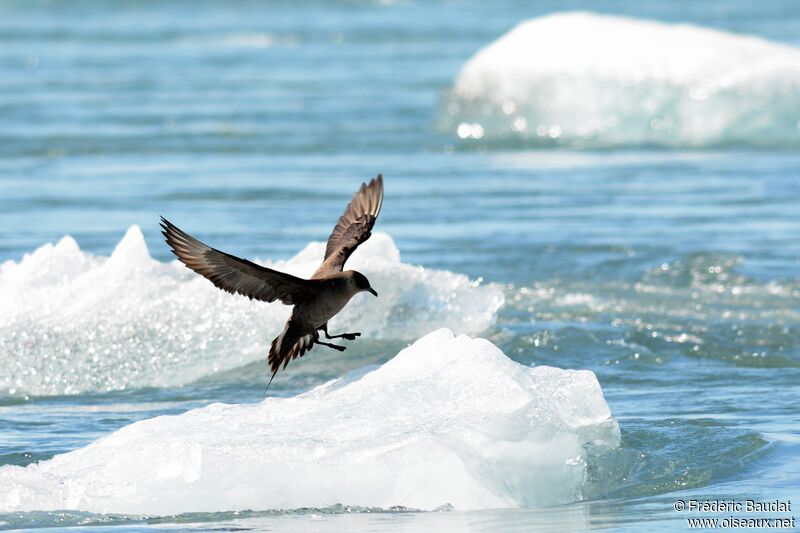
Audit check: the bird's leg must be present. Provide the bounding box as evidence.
[315,340,347,352]
[329,332,361,340]
[320,323,361,341]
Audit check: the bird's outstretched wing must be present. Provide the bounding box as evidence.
[314,175,383,277]
[161,217,316,305]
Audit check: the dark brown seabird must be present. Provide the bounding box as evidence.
[160,175,383,390]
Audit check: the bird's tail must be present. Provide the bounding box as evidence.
[265,323,317,393]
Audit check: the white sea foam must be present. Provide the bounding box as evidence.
[443,12,800,148]
[0,228,503,395]
[0,329,619,514]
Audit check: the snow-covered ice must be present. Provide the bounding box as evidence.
[0,329,619,514]
[443,12,800,147]
[0,228,503,395]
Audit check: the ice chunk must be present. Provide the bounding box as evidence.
[443,12,800,148]
[0,329,619,514]
[0,229,503,395]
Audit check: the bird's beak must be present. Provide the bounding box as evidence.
[368,288,378,297]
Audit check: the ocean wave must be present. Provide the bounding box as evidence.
[0,228,503,396]
[441,12,800,149]
[503,252,800,369]
[0,329,619,514]
[175,32,301,49]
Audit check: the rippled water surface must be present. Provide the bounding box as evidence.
[1,0,799,531]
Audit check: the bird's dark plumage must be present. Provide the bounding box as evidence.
[161,217,317,305]
[315,175,383,277]
[161,175,384,390]
[269,324,317,371]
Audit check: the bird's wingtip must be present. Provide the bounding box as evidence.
[359,174,383,192]
[159,216,178,243]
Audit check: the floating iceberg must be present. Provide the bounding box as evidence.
[0,329,619,514]
[0,228,503,395]
[442,12,800,148]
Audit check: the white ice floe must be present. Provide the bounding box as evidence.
[0,329,619,514]
[0,228,503,395]
[444,12,800,147]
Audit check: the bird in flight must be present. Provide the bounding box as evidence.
[161,175,383,390]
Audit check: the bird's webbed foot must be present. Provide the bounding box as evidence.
[315,340,347,352]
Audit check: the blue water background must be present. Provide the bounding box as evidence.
[0,0,799,530]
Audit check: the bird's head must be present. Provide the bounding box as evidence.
[352,271,378,297]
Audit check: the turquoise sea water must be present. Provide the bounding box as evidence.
[1,1,799,531]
